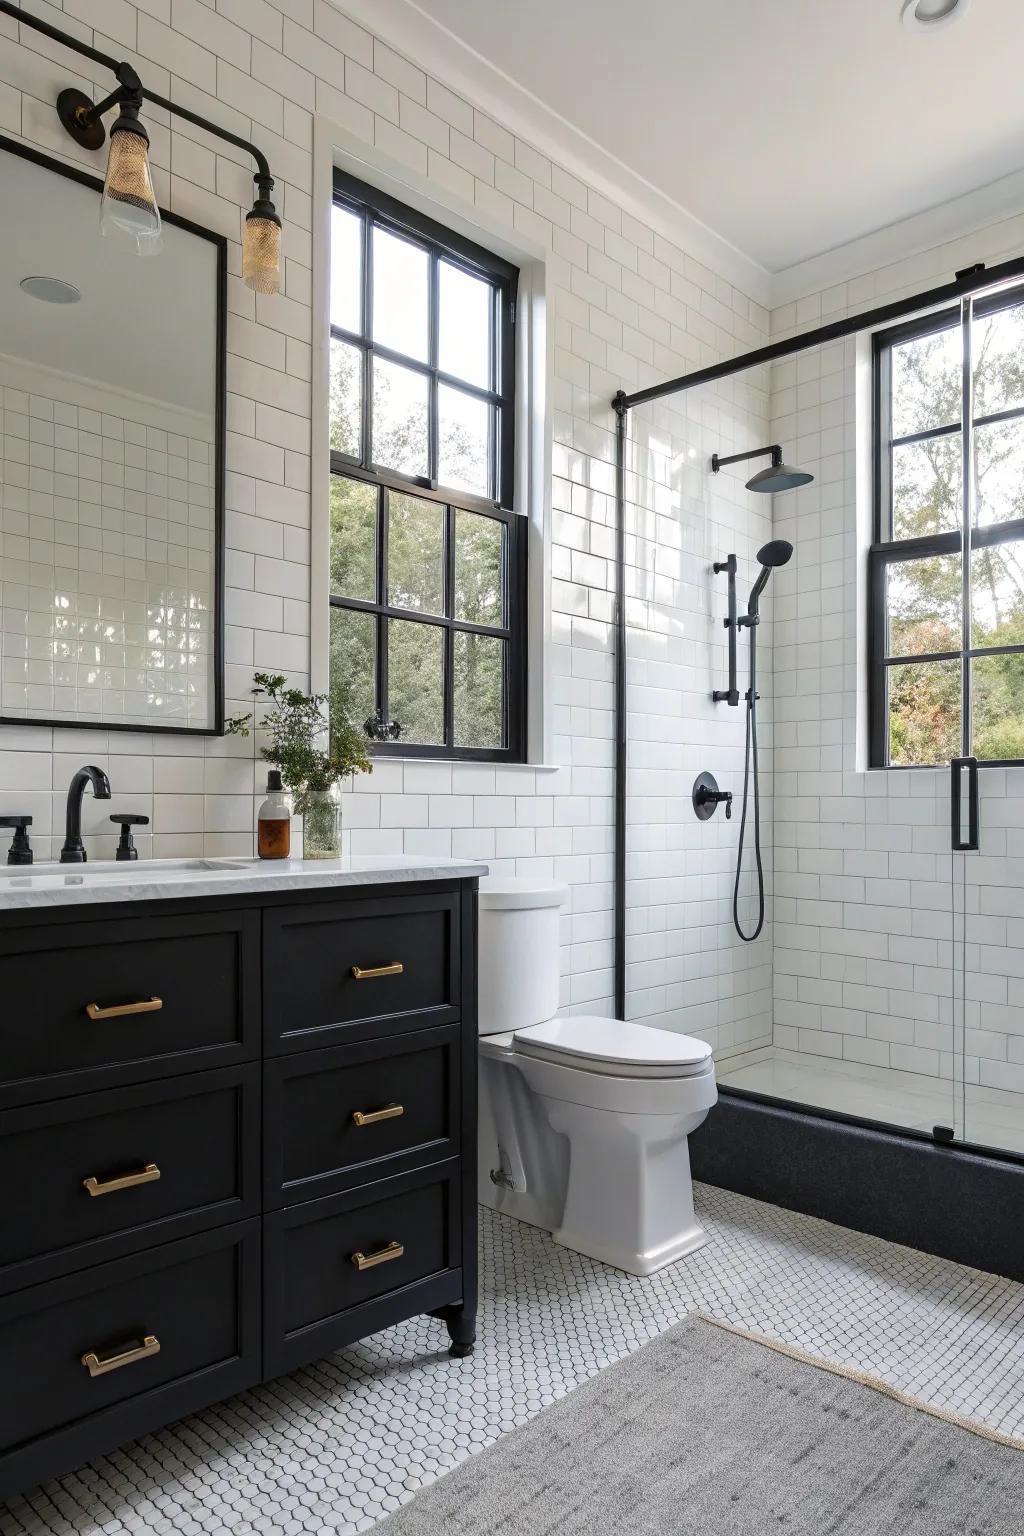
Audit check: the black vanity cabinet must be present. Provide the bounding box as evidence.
[0,876,479,1502]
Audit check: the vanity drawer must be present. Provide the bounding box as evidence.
[263,891,460,1052]
[0,1066,259,1294]
[263,1161,462,1377]
[0,910,259,1105]
[264,1026,461,1207]
[0,1221,260,1500]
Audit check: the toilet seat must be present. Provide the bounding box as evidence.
[513,1015,713,1079]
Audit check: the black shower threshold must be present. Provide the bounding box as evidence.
[691,1087,1024,1284]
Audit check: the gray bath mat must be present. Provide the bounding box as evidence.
[379,1314,1022,1533]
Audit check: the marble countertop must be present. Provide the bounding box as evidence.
[0,854,487,912]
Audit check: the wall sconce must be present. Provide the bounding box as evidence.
[1,1,281,294]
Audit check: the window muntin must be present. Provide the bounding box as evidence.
[328,171,523,759]
[870,288,1024,767]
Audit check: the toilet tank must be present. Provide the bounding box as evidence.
[477,878,568,1035]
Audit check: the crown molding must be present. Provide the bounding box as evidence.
[770,167,1024,308]
[331,0,772,307]
[331,1,1024,321]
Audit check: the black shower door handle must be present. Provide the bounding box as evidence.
[950,756,979,852]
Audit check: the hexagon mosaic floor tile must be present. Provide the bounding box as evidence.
[3,1184,1023,1536]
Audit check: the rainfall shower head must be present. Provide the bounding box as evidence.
[711,444,814,494]
[745,460,814,494]
[747,539,794,616]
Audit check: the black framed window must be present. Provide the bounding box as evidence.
[869,285,1024,767]
[328,170,524,760]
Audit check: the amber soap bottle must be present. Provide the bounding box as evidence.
[257,770,291,859]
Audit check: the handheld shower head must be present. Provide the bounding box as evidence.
[747,539,793,615]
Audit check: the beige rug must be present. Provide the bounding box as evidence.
[378,1313,1022,1533]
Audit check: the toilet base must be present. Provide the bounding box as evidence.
[552,1219,708,1277]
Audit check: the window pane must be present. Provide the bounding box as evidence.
[388,620,444,744]
[438,384,490,497]
[439,262,491,388]
[891,435,961,540]
[974,418,1024,527]
[372,356,428,477]
[330,204,362,334]
[329,476,376,601]
[372,226,429,362]
[890,326,961,440]
[330,605,375,734]
[887,658,961,767]
[886,554,961,656]
[972,540,1024,647]
[387,493,444,615]
[454,631,504,749]
[329,338,362,459]
[973,652,1024,762]
[973,299,1024,419]
[454,509,504,626]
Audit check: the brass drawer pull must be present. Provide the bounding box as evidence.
[352,1103,404,1128]
[351,1240,404,1271]
[350,963,403,980]
[83,1163,161,1198]
[81,1334,161,1378]
[85,997,163,1021]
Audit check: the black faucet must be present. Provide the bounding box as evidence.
[61,765,112,863]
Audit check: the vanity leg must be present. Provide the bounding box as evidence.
[431,1304,476,1358]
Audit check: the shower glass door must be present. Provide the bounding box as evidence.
[951,282,1024,1159]
[958,764,1024,1156]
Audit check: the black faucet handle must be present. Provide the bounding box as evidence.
[110,812,148,862]
[0,815,34,866]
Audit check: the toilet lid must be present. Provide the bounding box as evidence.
[512,1016,713,1078]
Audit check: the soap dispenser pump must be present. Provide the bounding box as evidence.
[258,770,291,860]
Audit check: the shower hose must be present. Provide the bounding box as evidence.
[733,619,765,943]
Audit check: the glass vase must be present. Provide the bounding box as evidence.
[299,787,340,860]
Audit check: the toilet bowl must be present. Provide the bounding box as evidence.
[477,879,718,1275]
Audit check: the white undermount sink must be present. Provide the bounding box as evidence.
[0,856,260,887]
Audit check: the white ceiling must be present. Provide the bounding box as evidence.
[405,0,1024,275]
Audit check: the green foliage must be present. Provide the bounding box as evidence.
[226,672,371,803]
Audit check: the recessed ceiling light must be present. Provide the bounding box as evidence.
[900,0,972,32]
[19,275,82,304]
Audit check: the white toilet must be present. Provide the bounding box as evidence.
[477,877,717,1275]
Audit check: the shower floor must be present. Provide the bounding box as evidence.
[717,1046,1024,1158]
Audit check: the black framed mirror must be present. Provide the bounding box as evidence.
[0,133,226,735]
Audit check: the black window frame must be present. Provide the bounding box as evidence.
[328,168,525,762]
[869,284,1024,769]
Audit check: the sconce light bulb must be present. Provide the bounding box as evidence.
[243,183,282,295]
[100,117,161,254]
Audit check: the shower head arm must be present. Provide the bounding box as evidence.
[711,445,783,475]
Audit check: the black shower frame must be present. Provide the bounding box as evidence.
[611,253,1024,1013]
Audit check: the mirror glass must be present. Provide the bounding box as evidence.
[0,142,223,734]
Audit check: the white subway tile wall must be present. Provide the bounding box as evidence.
[768,212,1024,1124]
[624,376,777,1060]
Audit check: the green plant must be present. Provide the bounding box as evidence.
[226,672,371,807]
